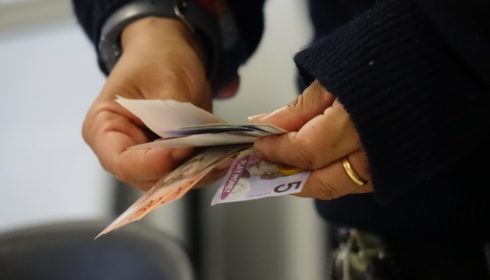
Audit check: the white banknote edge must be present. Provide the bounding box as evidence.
[128,134,258,149]
[115,96,226,137]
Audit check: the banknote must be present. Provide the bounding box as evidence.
[96,98,310,237]
[116,96,285,150]
[211,148,310,206]
[96,145,246,238]
[115,96,226,137]
[161,123,286,138]
[128,133,259,149]
[129,125,284,149]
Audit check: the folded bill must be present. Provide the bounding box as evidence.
[128,133,259,149]
[160,123,286,138]
[115,96,226,137]
[96,145,247,238]
[211,148,310,205]
[96,97,310,238]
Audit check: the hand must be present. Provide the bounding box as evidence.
[82,17,212,190]
[250,80,373,199]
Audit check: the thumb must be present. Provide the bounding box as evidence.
[248,80,335,131]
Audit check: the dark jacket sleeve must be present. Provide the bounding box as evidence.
[72,0,129,45]
[294,0,490,204]
[71,0,267,92]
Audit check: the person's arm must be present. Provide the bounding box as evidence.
[295,0,490,202]
[81,16,213,190]
[255,0,490,204]
[72,0,268,190]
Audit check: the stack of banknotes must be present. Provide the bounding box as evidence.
[96,97,311,238]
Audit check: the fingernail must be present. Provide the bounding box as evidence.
[247,112,269,122]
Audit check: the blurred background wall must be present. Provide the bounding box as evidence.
[0,0,329,279]
[0,0,112,231]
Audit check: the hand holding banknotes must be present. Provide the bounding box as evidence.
[252,80,374,200]
[82,17,211,190]
[95,96,305,237]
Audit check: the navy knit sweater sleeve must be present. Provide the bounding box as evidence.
[295,0,490,205]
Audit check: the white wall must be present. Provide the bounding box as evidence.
[0,14,112,231]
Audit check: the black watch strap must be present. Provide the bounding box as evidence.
[97,0,220,78]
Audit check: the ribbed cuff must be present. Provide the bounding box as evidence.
[294,0,480,203]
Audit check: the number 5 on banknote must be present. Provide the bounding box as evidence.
[211,148,310,205]
[274,181,303,193]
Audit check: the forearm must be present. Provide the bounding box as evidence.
[294,0,490,203]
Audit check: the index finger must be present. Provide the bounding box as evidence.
[254,101,361,170]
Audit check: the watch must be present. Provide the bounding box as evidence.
[97,0,220,77]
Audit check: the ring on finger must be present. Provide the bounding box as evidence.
[342,157,367,187]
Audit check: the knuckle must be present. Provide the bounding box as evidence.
[81,108,107,144]
[98,117,121,133]
[112,156,132,185]
[287,95,302,111]
[302,80,331,104]
[291,135,321,169]
[288,89,321,112]
[81,120,91,144]
[84,109,118,139]
[310,172,339,200]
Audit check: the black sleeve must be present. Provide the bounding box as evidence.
[72,0,130,45]
[415,0,490,85]
[213,0,266,93]
[71,0,267,92]
[294,0,490,203]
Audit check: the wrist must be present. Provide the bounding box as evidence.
[97,0,221,79]
[109,16,212,110]
[121,16,206,65]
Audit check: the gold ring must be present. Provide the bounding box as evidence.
[342,158,366,187]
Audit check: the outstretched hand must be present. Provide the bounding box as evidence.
[251,80,373,200]
[82,17,212,190]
